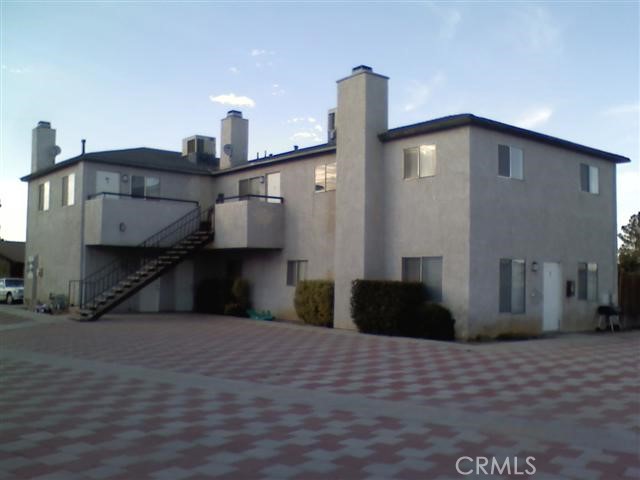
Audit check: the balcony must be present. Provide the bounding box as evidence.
[84,193,199,246]
[213,195,284,249]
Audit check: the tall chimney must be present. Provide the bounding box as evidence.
[220,110,248,169]
[333,65,389,330]
[31,121,61,173]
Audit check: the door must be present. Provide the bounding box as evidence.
[96,171,120,195]
[266,172,281,203]
[543,262,562,331]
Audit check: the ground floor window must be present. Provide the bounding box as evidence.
[286,260,308,286]
[578,262,598,301]
[499,258,525,313]
[401,256,443,302]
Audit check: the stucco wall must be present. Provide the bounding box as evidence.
[381,127,472,337]
[468,127,617,338]
[24,163,84,305]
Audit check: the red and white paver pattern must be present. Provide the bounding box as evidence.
[1,310,639,479]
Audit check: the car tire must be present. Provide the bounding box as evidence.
[6,293,13,305]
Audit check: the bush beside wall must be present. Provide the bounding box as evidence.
[195,278,232,314]
[294,280,334,327]
[351,280,425,335]
[351,279,455,340]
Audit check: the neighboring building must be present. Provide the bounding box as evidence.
[0,240,25,278]
[21,66,629,339]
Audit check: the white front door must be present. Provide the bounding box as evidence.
[266,172,281,203]
[543,262,562,331]
[96,171,120,195]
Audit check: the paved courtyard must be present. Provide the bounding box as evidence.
[1,305,638,479]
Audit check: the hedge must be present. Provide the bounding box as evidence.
[351,279,455,340]
[294,280,334,327]
[351,279,424,335]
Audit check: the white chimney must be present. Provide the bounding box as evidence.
[220,110,248,169]
[31,121,61,173]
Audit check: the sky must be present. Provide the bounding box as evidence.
[1,1,638,242]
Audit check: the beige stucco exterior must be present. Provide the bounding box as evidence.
[22,66,627,339]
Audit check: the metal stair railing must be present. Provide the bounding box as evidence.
[70,203,214,311]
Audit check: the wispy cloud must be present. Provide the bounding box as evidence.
[287,117,316,124]
[603,103,640,116]
[228,66,239,74]
[271,84,285,96]
[291,131,322,142]
[403,72,446,112]
[209,93,255,108]
[425,4,462,41]
[1,64,29,74]
[512,6,562,53]
[516,107,553,129]
[250,49,275,57]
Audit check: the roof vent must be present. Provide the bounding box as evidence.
[227,110,243,118]
[352,65,373,74]
[37,121,51,128]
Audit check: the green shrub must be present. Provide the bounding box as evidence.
[405,302,456,340]
[351,280,425,335]
[294,280,334,327]
[224,278,251,317]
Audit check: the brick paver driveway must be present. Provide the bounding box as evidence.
[1,307,639,479]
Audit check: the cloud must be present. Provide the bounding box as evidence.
[291,131,322,142]
[287,116,317,125]
[228,66,239,74]
[314,124,323,132]
[513,6,562,53]
[515,107,553,129]
[271,84,285,96]
[603,103,640,116]
[209,93,255,108]
[403,72,446,112]
[250,49,275,57]
[2,64,28,74]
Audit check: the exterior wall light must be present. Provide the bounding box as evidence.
[531,261,538,272]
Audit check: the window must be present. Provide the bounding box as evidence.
[286,260,308,286]
[498,145,523,179]
[315,162,337,192]
[38,181,50,211]
[580,164,599,194]
[239,176,263,197]
[131,175,160,198]
[499,259,525,313]
[578,262,598,301]
[62,174,75,206]
[402,256,443,302]
[404,145,436,180]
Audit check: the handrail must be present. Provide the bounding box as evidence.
[218,194,284,204]
[88,192,199,205]
[71,202,214,309]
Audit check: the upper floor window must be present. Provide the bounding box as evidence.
[62,174,75,206]
[580,164,599,194]
[578,262,598,301]
[498,145,523,180]
[239,176,263,197]
[404,145,436,179]
[315,162,337,192]
[286,260,308,286]
[499,258,525,313]
[38,181,50,211]
[401,256,443,302]
[131,175,160,198]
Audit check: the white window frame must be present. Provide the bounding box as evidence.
[401,256,443,302]
[38,181,50,211]
[62,173,75,206]
[498,145,523,180]
[499,258,526,314]
[403,145,437,180]
[286,260,308,286]
[580,164,599,194]
[578,262,598,301]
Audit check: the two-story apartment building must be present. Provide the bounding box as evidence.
[21,65,629,339]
